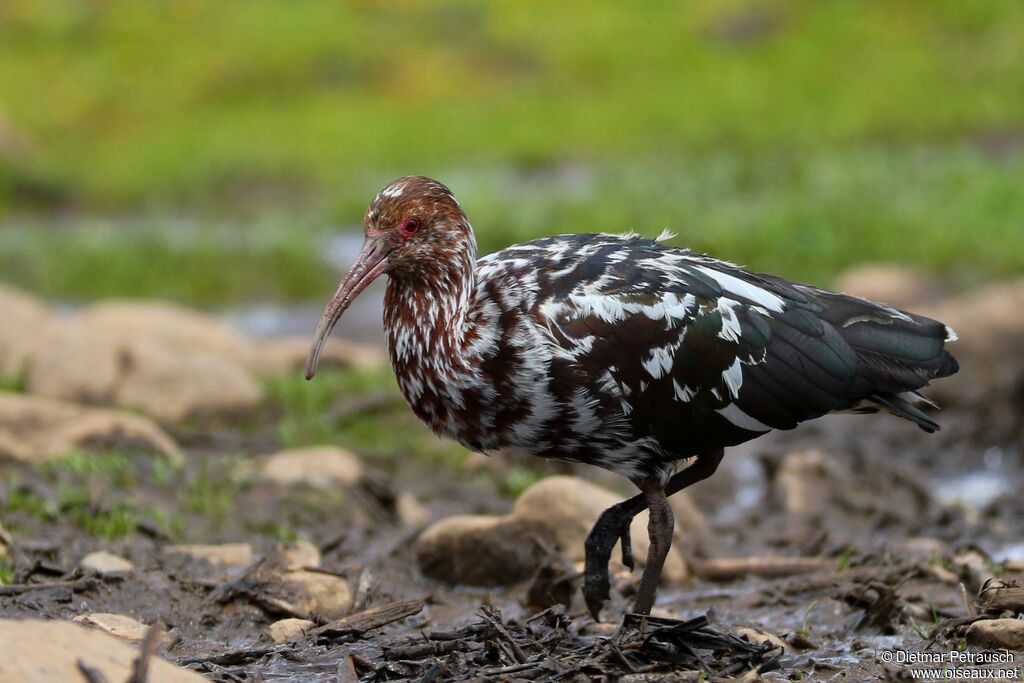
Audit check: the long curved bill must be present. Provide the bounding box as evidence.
[305,236,390,380]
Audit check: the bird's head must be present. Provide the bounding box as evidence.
[305,176,470,379]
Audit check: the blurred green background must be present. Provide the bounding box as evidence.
[1,0,1023,304]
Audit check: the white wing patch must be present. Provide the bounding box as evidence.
[693,265,786,312]
[717,403,771,432]
[722,357,744,399]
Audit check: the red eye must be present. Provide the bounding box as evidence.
[400,217,421,235]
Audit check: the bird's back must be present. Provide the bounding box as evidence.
[470,232,957,479]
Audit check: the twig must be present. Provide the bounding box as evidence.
[417,660,444,683]
[336,653,359,683]
[0,576,97,596]
[960,581,974,617]
[311,598,425,639]
[75,660,111,683]
[689,555,832,581]
[127,625,162,683]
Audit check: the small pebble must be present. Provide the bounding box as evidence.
[80,551,134,576]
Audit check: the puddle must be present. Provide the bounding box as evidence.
[932,448,1013,509]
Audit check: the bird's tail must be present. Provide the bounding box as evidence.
[816,291,959,431]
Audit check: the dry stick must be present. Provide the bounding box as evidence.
[127,625,163,683]
[688,556,832,581]
[478,606,528,663]
[0,576,96,596]
[311,598,426,639]
[336,653,360,683]
[976,578,1024,614]
[416,660,444,683]
[960,582,974,617]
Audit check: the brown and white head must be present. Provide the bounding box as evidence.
[305,176,473,379]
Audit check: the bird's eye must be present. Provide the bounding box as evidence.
[400,217,421,235]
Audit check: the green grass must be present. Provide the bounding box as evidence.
[1,1,1023,211]
[0,372,25,393]
[0,555,14,585]
[2,146,1023,304]
[0,2,1022,303]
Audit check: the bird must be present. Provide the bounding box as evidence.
[305,175,959,619]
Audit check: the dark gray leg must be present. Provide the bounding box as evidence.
[632,479,674,615]
[583,496,649,618]
[582,449,724,620]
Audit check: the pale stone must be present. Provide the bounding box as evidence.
[774,449,832,518]
[736,626,787,651]
[248,337,383,377]
[414,514,556,586]
[165,543,254,568]
[25,299,268,424]
[513,476,690,583]
[834,264,946,310]
[0,283,58,376]
[72,613,151,642]
[258,446,364,488]
[278,569,352,620]
[75,301,250,364]
[415,476,699,588]
[267,617,315,643]
[396,492,430,528]
[921,278,1024,403]
[80,550,133,576]
[0,619,204,682]
[277,540,321,569]
[965,619,1024,651]
[892,537,948,560]
[0,392,181,464]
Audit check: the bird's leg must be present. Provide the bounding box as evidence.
[632,478,674,616]
[583,495,649,619]
[583,448,725,620]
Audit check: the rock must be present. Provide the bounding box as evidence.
[80,550,133,576]
[276,540,321,569]
[267,617,315,643]
[513,476,689,582]
[165,543,254,568]
[0,392,181,464]
[258,446,364,488]
[0,618,205,682]
[833,264,947,310]
[248,337,383,377]
[953,549,992,595]
[964,619,1024,651]
[415,476,696,588]
[277,569,352,619]
[774,449,837,519]
[924,279,1024,360]
[72,613,154,642]
[415,514,556,586]
[27,313,263,424]
[396,492,430,528]
[75,301,250,364]
[891,537,948,561]
[736,626,787,651]
[0,284,58,377]
[921,278,1024,401]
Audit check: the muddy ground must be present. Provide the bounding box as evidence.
[1,319,1023,680]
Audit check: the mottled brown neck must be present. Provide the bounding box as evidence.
[383,225,478,373]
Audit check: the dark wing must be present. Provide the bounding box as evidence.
[520,234,957,457]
